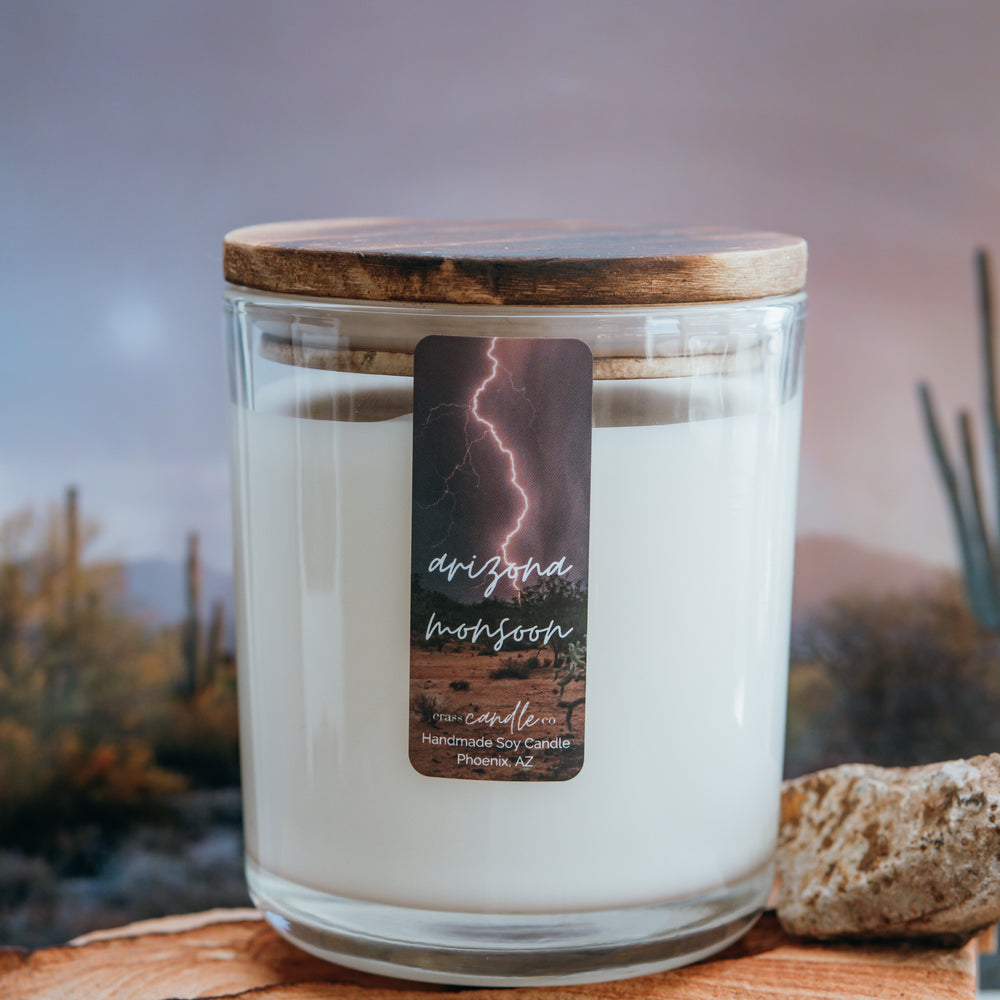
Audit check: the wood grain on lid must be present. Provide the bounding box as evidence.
[223,219,807,305]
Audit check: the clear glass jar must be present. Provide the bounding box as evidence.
[223,222,806,986]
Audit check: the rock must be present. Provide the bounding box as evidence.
[776,754,1000,944]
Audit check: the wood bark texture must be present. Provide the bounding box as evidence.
[0,908,976,1000]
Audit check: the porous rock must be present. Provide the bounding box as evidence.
[776,754,1000,944]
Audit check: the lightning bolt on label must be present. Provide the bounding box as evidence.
[409,335,593,781]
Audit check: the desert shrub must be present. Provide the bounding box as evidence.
[410,691,443,724]
[0,726,186,858]
[0,498,240,856]
[786,578,1000,776]
[150,675,240,788]
[0,495,251,953]
[553,640,586,732]
[449,679,470,691]
[489,654,538,680]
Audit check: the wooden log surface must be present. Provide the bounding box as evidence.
[0,908,977,1000]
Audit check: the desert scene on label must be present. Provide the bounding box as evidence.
[409,335,593,781]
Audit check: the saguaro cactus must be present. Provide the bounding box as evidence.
[179,533,230,695]
[919,250,1000,630]
[181,532,202,696]
[65,485,80,627]
[205,598,225,686]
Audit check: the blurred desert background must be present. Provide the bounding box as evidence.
[2,0,1000,974]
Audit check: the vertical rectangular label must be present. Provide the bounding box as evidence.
[409,336,593,781]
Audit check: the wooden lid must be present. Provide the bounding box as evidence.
[223,219,806,306]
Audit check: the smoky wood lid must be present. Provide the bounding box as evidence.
[223,219,807,306]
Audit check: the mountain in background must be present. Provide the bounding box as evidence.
[792,535,951,622]
[121,558,235,628]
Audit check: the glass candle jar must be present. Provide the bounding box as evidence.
[223,221,806,986]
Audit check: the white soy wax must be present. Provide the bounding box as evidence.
[223,219,806,984]
[231,370,800,913]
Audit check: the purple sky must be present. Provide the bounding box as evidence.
[2,1,999,571]
[412,337,592,604]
